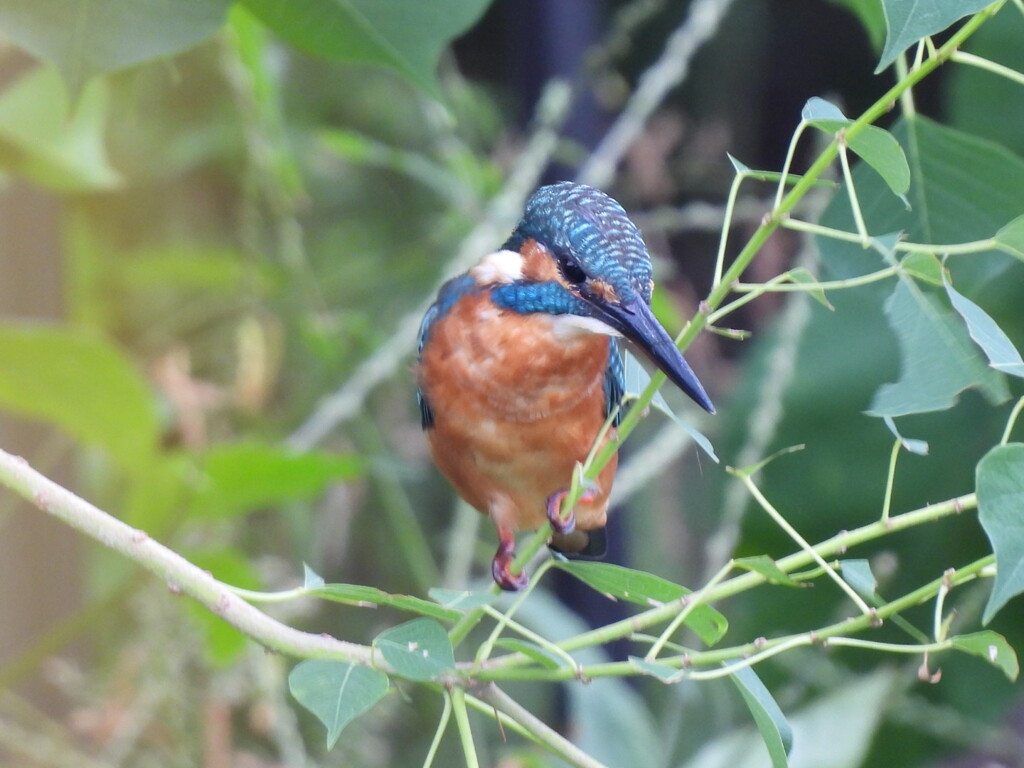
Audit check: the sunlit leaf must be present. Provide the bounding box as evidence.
[311,584,461,622]
[727,663,793,768]
[0,0,232,96]
[949,631,1019,681]
[0,67,120,191]
[0,323,159,470]
[977,444,1024,624]
[192,442,363,518]
[288,660,389,749]
[945,280,1024,378]
[374,619,456,681]
[877,0,992,73]
[242,0,492,99]
[866,280,1007,417]
[553,561,727,646]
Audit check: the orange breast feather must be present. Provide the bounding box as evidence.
[418,291,618,533]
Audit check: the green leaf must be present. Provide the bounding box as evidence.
[977,444,1024,623]
[679,670,895,768]
[310,584,461,623]
[900,251,944,286]
[994,215,1024,262]
[949,631,1019,681]
[241,0,492,99]
[735,555,803,587]
[187,548,260,666]
[622,351,718,462]
[428,588,497,611]
[802,96,847,123]
[0,66,120,191]
[866,280,1008,417]
[0,0,232,96]
[192,442,363,518]
[553,561,728,646]
[374,619,456,681]
[288,660,389,749]
[877,0,992,73]
[786,268,833,310]
[303,563,326,590]
[882,415,929,455]
[0,323,159,470]
[945,280,1024,378]
[818,117,1024,292]
[839,559,878,598]
[727,663,793,768]
[804,98,910,196]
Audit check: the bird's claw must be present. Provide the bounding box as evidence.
[545,487,597,535]
[492,529,528,591]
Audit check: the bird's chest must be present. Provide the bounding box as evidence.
[420,293,610,424]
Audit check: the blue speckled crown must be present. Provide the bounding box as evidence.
[504,182,653,304]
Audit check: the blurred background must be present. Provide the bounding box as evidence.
[1,1,1023,766]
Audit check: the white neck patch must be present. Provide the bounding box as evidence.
[470,249,523,285]
[550,314,621,340]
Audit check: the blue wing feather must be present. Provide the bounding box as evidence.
[417,273,477,430]
[604,338,625,425]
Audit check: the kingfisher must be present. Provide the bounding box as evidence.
[417,182,714,590]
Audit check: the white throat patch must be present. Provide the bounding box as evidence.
[551,314,621,340]
[470,250,523,285]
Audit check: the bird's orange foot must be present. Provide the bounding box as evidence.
[492,528,528,591]
[545,487,596,535]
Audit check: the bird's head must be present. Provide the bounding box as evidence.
[501,182,714,414]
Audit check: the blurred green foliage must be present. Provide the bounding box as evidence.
[0,1,1022,768]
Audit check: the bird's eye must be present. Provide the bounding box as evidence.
[556,253,587,286]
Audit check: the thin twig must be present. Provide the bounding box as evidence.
[578,0,739,188]
[0,448,375,665]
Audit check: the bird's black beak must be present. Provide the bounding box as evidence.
[587,292,715,414]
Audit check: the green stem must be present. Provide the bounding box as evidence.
[881,439,901,523]
[478,492,976,670]
[783,216,997,255]
[572,5,999,518]
[450,688,480,768]
[469,554,993,682]
[422,694,452,768]
[952,50,1024,87]
[476,684,612,768]
[732,470,874,615]
[1000,396,1024,445]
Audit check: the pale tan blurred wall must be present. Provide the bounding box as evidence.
[0,181,82,714]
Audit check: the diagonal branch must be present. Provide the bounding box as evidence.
[0,448,373,665]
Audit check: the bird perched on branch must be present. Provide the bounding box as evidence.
[417,182,714,590]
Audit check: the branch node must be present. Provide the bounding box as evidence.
[33,489,50,511]
[130,528,149,544]
[869,608,883,628]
